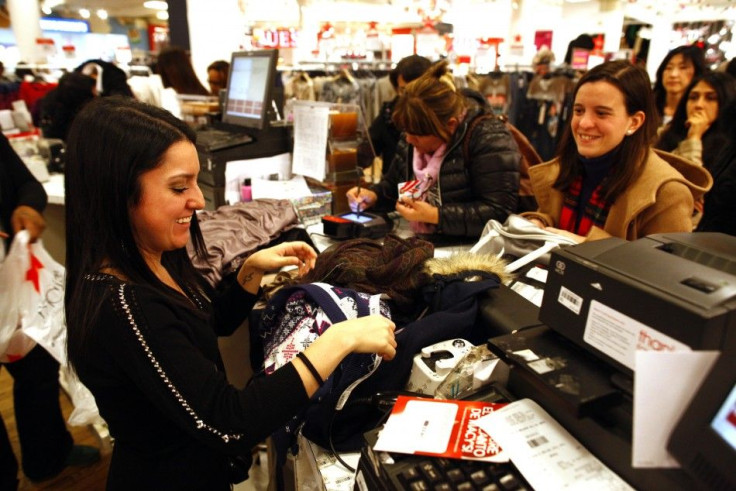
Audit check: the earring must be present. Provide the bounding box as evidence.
[626,129,634,135]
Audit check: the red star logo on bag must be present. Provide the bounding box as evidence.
[25,251,44,293]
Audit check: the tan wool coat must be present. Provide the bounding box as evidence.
[523,149,712,241]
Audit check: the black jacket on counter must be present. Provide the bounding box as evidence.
[370,105,521,238]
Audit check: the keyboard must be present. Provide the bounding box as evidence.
[195,127,253,152]
[388,455,531,491]
[359,426,532,491]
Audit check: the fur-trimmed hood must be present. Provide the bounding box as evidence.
[423,251,511,285]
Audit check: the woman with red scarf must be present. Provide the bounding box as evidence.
[522,60,711,243]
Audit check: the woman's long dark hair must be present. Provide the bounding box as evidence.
[156,46,210,96]
[655,71,736,166]
[554,60,658,202]
[653,45,706,121]
[64,96,207,373]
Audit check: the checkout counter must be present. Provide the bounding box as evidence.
[292,229,736,491]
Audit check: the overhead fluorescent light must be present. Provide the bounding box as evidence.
[156,10,169,20]
[144,1,168,10]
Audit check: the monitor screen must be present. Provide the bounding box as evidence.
[668,348,736,490]
[711,383,736,450]
[222,49,278,131]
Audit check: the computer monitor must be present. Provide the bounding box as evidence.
[221,49,278,131]
[668,348,736,490]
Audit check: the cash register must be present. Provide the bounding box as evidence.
[195,49,290,210]
[485,232,736,490]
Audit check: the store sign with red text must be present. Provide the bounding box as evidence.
[256,28,298,49]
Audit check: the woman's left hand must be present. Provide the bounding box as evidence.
[395,198,439,224]
[245,241,317,276]
[238,241,317,293]
[543,226,585,244]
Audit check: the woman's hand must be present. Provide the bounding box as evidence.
[9,206,45,242]
[395,198,439,224]
[295,314,397,395]
[543,226,585,243]
[346,187,377,213]
[525,217,546,228]
[330,315,397,361]
[238,241,317,293]
[686,109,711,140]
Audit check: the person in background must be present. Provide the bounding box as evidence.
[655,71,736,166]
[156,46,210,96]
[37,71,96,141]
[63,96,396,489]
[74,59,135,98]
[0,134,99,489]
[207,60,230,96]
[358,55,431,175]
[697,98,736,236]
[347,60,522,239]
[652,45,706,128]
[522,60,712,242]
[655,71,736,224]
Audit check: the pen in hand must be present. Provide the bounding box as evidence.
[355,184,362,217]
[355,166,363,217]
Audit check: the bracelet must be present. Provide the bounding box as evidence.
[296,351,324,387]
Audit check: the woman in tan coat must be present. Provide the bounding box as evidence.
[523,60,711,242]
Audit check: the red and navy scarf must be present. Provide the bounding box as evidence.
[559,175,612,236]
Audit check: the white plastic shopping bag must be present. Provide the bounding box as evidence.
[0,230,38,361]
[19,236,67,365]
[0,230,67,364]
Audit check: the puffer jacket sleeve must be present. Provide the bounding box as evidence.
[370,139,411,211]
[439,116,521,237]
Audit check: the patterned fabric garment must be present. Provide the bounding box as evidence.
[259,282,390,375]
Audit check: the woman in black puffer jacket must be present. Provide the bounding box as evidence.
[347,61,521,239]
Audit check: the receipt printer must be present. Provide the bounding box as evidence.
[321,212,390,240]
[541,232,736,375]
[405,339,473,395]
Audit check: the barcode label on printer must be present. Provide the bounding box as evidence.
[558,286,582,314]
[526,436,549,448]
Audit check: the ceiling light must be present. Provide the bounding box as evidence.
[144,1,168,10]
[79,8,90,19]
[97,9,108,20]
[156,11,169,20]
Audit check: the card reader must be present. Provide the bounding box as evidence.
[321,212,391,239]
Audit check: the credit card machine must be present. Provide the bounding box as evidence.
[322,212,391,239]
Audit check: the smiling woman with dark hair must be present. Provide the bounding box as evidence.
[523,60,712,243]
[63,96,397,489]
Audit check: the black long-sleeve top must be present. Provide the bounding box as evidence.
[76,274,309,490]
[0,133,47,242]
